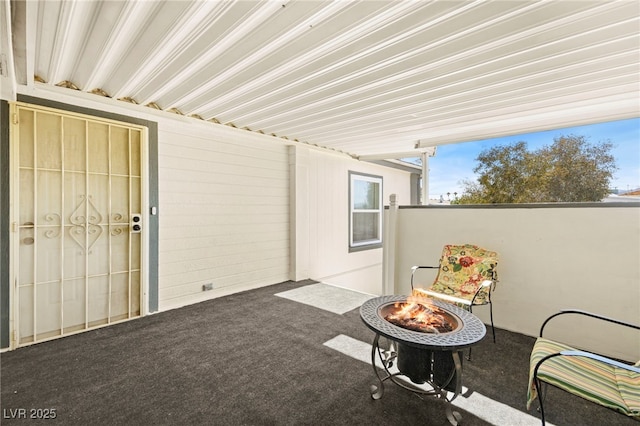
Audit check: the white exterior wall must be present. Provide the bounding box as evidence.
[388,204,640,361]
[305,148,412,294]
[12,86,412,315]
[160,131,412,309]
[158,123,291,310]
[14,86,294,311]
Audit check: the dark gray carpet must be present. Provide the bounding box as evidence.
[1,280,636,425]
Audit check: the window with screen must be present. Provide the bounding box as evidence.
[349,172,383,251]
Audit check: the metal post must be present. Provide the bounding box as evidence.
[421,151,429,205]
[383,194,398,295]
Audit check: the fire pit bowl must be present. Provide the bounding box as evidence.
[360,295,486,426]
[379,300,461,334]
[361,295,485,350]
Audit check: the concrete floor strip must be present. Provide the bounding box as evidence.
[275,283,375,315]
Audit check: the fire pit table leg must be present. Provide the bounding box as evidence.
[446,350,463,401]
[445,404,463,426]
[370,334,387,399]
[443,351,464,426]
[368,336,466,426]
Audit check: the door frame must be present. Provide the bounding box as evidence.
[1,95,159,350]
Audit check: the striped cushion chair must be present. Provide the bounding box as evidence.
[527,310,640,425]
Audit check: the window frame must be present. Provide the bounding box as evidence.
[348,171,383,252]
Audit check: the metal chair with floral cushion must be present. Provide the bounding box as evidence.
[410,244,499,342]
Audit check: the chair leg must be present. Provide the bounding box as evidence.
[534,378,547,425]
[489,301,496,343]
[467,302,495,361]
[467,305,474,361]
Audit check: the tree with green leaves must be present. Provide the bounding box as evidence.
[455,135,617,204]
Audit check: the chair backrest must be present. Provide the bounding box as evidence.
[431,244,499,304]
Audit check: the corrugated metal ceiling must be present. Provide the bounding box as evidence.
[7,0,640,158]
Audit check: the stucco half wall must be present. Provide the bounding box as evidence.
[386,203,640,362]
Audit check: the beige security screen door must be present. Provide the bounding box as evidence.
[11,103,147,346]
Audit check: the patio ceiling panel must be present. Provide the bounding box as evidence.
[9,0,640,158]
[242,7,638,138]
[188,1,426,119]
[152,1,353,110]
[249,63,638,145]
[206,2,525,121]
[291,67,638,141]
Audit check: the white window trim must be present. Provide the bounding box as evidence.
[349,172,383,252]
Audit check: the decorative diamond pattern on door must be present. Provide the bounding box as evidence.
[12,104,145,345]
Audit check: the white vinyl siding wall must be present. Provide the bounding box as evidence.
[11,86,412,316]
[158,125,290,310]
[307,150,411,294]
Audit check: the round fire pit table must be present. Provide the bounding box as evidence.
[360,295,486,426]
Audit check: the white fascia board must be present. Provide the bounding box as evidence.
[358,146,436,161]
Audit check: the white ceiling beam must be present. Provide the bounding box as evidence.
[296,82,638,148]
[226,0,511,126]
[358,147,436,161]
[196,0,484,118]
[7,0,36,87]
[168,0,354,112]
[138,1,291,107]
[295,78,638,138]
[190,0,423,117]
[24,0,37,86]
[82,1,160,92]
[225,0,622,126]
[239,9,635,130]
[272,56,638,139]
[111,0,235,100]
[234,75,632,140]
[242,17,637,130]
[47,1,101,85]
[0,0,16,99]
[47,0,79,84]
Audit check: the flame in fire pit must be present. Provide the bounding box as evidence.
[383,297,457,334]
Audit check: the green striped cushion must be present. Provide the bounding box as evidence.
[527,337,640,418]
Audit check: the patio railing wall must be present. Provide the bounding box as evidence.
[383,197,640,362]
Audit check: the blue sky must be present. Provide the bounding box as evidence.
[427,117,640,199]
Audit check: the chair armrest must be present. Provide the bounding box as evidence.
[469,280,494,305]
[540,309,640,338]
[533,348,640,391]
[559,350,640,373]
[411,265,438,271]
[410,265,438,290]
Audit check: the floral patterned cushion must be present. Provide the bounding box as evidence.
[421,244,498,305]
